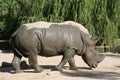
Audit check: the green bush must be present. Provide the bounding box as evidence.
[0,0,120,46]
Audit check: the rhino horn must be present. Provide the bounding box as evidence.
[97,54,105,63]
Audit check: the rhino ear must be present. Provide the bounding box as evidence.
[98,54,105,63]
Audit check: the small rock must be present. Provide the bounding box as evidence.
[46,73,50,75]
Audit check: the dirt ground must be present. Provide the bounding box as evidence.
[0,51,120,80]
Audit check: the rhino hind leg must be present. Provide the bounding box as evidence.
[12,54,22,73]
[56,48,75,72]
[68,57,78,70]
[29,55,43,73]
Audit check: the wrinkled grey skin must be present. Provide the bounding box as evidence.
[10,24,105,73]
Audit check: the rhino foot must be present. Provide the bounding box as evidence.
[34,68,43,73]
[69,67,78,70]
[56,66,63,72]
[14,70,23,74]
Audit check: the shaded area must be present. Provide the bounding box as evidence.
[116,66,120,68]
[0,67,14,74]
[0,61,57,73]
[0,61,120,80]
[0,61,29,73]
[105,54,120,58]
[0,62,97,73]
[0,40,12,53]
[61,70,120,80]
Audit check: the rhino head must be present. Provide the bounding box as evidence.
[82,47,105,68]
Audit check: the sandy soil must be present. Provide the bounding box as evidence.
[0,51,120,80]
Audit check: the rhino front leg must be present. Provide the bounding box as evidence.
[68,56,78,70]
[12,54,22,73]
[29,55,43,73]
[56,48,75,71]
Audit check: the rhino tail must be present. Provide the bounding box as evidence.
[10,34,22,57]
[9,27,19,44]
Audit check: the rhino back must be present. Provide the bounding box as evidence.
[23,21,90,37]
[38,24,84,56]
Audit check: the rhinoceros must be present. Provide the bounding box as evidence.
[10,22,104,73]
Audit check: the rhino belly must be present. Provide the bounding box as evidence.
[39,47,63,57]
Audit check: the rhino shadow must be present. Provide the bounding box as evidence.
[116,66,120,68]
[0,61,29,73]
[0,61,92,73]
[0,61,61,73]
[61,70,120,80]
[0,66,13,73]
